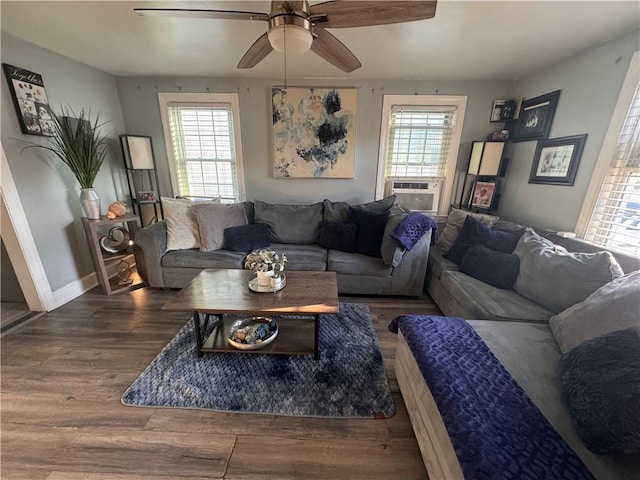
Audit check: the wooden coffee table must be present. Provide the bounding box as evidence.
[161,269,339,359]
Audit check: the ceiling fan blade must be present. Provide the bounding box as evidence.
[134,8,269,22]
[310,1,437,28]
[237,33,274,69]
[310,28,361,73]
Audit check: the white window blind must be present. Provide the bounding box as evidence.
[385,106,455,178]
[584,82,640,255]
[167,103,239,202]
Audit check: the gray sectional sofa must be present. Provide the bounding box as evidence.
[398,207,640,479]
[426,212,640,322]
[134,197,433,296]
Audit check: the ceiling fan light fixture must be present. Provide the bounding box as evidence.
[268,15,313,54]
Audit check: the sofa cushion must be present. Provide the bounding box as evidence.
[436,207,498,252]
[550,270,640,353]
[381,204,410,266]
[328,250,393,277]
[192,203,247,252]
[269,243,327,271]
[444,215,520,265]
[427,245,460,279]
[348,207,389,258]
[559,328,640,455]
[223,223,272,252]
[318,221,358,253]
[254,200,323,244]
[513,229,624,314]
[161,248,246,269]
[460,245,520,290]
[323,195,396,223]
[161,196,220,251]
[441,270,555,322]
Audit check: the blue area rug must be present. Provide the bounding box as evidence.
[122,303,395,418]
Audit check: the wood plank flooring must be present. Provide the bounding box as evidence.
[1,286,441,480]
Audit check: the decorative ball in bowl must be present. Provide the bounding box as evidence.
[227,316,278,350]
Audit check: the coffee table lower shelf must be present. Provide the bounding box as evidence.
[196,314,319,358]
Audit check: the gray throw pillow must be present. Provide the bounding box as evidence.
[192,203,248,252]
[381,204,410,266]
[254,200,323,244]
[436,207,498,252]
[550,270,640,353]
[513,229,624,314]
[323,196,396,223]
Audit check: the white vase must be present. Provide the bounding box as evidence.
[256,270,273,286]
[80,188,101,219]
[270,275,284,290]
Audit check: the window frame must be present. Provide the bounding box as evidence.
[158,92,245,202]
[375,94,467,217]
[575,50,639,254]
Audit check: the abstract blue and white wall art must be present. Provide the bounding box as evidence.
[272,87,357,178]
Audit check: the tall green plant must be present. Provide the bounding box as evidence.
[24,107,110,189]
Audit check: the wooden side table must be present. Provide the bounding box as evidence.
[81,214,143,295]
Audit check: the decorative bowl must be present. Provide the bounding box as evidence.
[227,316,278,350]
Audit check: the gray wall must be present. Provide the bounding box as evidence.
[116,77,512,206]
[1,34,127,291]
[497,29,640,231]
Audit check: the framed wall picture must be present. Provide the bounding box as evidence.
[529,134,587,186]
[511,90,561,142]
[2,63,55,136]
[471,181,496,209]
[272,87,357,178]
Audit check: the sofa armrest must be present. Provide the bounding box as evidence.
[135,220,168,288]
[389,229,432,296]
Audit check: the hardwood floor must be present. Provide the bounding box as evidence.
[1,286,441,480]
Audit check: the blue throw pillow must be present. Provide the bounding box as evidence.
[460,245,520,289]
[318,221,358,253]
[444,215,520,265]
[560,328,640,455]
[223,223,271,252]
[348,207,389,258]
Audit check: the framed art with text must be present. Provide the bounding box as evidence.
[2,63,55,136]
[511,90,560,142]
[529,134,587,186]
[272,87,357,178]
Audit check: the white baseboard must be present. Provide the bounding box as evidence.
[50,273,98,310]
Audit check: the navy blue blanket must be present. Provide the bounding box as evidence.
[390,212,438,249]
[392,315,594,480]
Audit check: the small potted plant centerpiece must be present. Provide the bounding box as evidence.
[244,248,288,287]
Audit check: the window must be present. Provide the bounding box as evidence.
[577,51,640,256]
[158,93,245,203]
[376,95,467,216]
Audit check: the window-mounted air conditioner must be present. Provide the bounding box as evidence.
[385,177,443,214]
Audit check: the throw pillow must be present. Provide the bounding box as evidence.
[559,328,640,455]
[254,200,323,244]
[348,207,389,258]
[436,207,498,252]
[318,221,358,253]
[161,196,219,251]
[550,270,640,353]
[191,203,248,252]
[513,229,624,313]
[381,204,410,266]
[444,215,520,265]
[460,245,520,289]
[323,196,396,223]
[223,223,272,252]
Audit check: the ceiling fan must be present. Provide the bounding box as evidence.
[134,1,437,73]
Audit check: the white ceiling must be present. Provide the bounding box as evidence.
[1,1,639,81]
